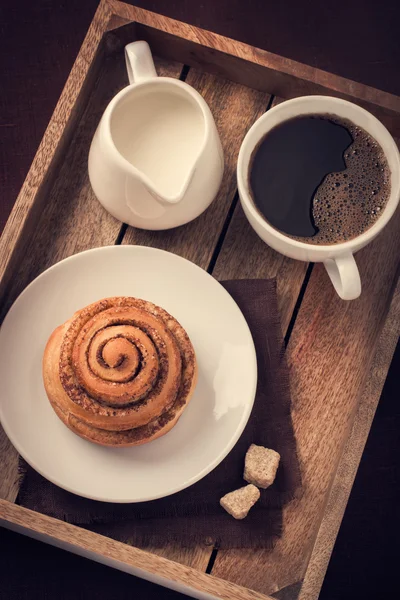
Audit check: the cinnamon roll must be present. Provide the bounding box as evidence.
[43,297,197,447]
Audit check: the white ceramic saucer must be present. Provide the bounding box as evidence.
[0,246,257,502]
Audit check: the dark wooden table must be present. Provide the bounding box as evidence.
[1,1,399,598]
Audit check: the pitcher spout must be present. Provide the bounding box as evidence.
[144,164,197,207]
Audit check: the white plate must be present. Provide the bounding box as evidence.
[0,246,257,502]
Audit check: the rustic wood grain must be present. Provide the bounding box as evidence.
[298,278,400,600]
[1,3,399,598]
[123,70,269,268]
[89,524,213,570]
[131,541,211,572]
[212,203,307,334]
[0,0,112,306]
[0,500,275,600]
[110,1,400,135]
[0,434,20,503]
[212,192,400,595]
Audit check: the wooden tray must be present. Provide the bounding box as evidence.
[1,2,399,598]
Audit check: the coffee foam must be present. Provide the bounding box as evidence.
[293,116,391,245]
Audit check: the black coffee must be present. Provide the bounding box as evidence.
[249,114,391,244]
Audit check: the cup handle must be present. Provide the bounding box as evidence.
[323,253,361,300]
[125,41,157,84]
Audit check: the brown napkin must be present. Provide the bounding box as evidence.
[18,279,301,548]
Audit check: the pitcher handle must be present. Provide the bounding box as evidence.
[125,41,157,83]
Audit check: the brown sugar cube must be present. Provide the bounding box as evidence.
[244,444,280,489]
[220,484,260,520]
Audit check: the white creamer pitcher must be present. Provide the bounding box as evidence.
[89,41,224,230]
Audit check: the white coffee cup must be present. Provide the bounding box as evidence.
[237,96,400,300]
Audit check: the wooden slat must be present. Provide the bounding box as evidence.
[0,435,20,504]
[212,203,307,334]
[0,54,182,503]
[0,500,275,600]
[123,538,212,572]
[212,96,307,334]
[299,278,400,600]
[212,189,400,596]
[90,523,212,570]
[123,70,269,269]
[110,0,400,136]
[122,67,269,570]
